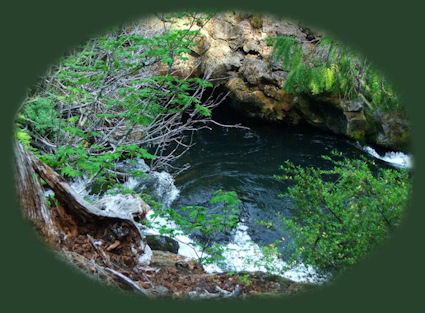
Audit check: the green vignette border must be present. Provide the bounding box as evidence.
[1,0,423,311]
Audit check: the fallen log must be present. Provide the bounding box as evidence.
[13,141,152,289]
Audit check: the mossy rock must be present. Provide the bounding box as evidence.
[90,180,115,195]
[250,14,263,29]
[348,129,367,143]
[146,235,179,254]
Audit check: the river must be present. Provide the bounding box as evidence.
[70,104,411,283]
[143,105,411,282]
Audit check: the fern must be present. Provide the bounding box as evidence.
[268,35,402,113]
[268,36,302,71]
[20,97,60,137]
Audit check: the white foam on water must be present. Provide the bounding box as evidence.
[123,176,139,191]
[150,171,180,207]
[361,146,413,169]
[67,158,320,283]
[142,210,219,267]
[122,159,180,207]
[69,158,180,208]
[144,211,320,283]
[216,223,319,283]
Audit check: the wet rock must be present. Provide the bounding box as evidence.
[146,235,179,254]
[295,96,325,126]
[226,77,295,121]
[262,85,289,102]
[376,112,411,151]
[345,111,370,142]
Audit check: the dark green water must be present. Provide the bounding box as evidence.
[170,106,383,251]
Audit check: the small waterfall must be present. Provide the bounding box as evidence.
[66,157,321,283]
[149,171,180,207]
[144,211,321,282]
[360,145,413,169]
[118,159,180,207]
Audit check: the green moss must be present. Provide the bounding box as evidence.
[348,129,366,143]
[250,14,263,29]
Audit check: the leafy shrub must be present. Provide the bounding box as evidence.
[15,127,32,147]
[152,190,241,265]
[16,13,220,195]
[274,151,411,276]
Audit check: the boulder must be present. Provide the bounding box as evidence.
[145,235,179,254]
[150,250,204,274]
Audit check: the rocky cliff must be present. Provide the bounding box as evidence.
[160,12,410,151]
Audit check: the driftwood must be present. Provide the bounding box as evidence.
[14,141,152,292]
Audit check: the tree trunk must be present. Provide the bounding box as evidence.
[14,141,58,241]
[13,141,152,294]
